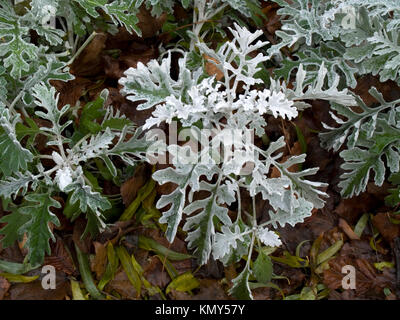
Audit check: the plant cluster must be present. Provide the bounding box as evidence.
[0,0,399,300]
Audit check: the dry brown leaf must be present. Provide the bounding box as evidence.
[44,237,76,275]
[51,77,92,108]
[70,33,107,77]
[372,212,400,246]
[8,271,70,300]
[91,241,108,279]
[323,241,395,299]
[106,270,139,299]
[204,55,224,81]
[0,276,10,300]
[121,164,151,206]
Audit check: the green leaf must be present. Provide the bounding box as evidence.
[0,259,37,274]
[275,45,358,89]
[0,208,30,248]
[65,181,111,236]
[73,0,108,18]
[0,2,39,78]
[105,127,150,167]
[339,120,400,198]
[79,90,109,135]
[222,0,257,17]
[354,213,369,238]
[253,251,273,284]
[74,0,141,35]
[0,172,37,200]
[120,179,156,221]
[71,279,87,300]
[98,242,119,291]
[316,239,343,266]
[0,273,39,283]
[115,246,141,297]
[374,261,395,271]
[22,58,74,105]
[229,266,253,300]
[19,194,61,266]
[166,271,200,294]
[0,106,33,176]
[16,117,40,145]
[181,0,191,9]
[32,83,72,139]
[104,0,141,36]
[138,235,192,261]
[65,181,111,217]
[75,243,105,300]
[320,88,394,152]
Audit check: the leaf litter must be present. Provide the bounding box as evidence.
[0,0,399,301]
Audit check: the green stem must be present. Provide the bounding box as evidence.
[8,90,24,114]
[66,31,97,66]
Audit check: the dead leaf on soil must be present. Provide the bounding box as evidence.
[70,33,107,77]
[372,212,400,246]
[44,237,76,275]
[121,164,151,206]
[8,271,70,300]
[0,276,10,300]
[106,269,139,299]
[91,241,108,279]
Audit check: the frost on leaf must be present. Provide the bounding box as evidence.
[55,166,74,191]
[213,224,243,261]
[0,172,37,200]
[277,63,357,109]
[339,120,400,198]
[0,105,33,176]
[229,266,253,300]
[0,2,39,78]
[64,176,110,232]
[183,181,232,264]
[119,52,201,111]
[320,88,397,152]
[122,23,329,270]
[256,227,282,247]
[18,194,61,266]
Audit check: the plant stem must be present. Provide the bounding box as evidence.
[8,91,24,114]
[66,31,97,66]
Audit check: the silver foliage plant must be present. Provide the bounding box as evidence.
[119,20,356,298]
[0,0,158,267]
[0,85,149,265]
[268,0,400,200]
[1,0,396,300]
